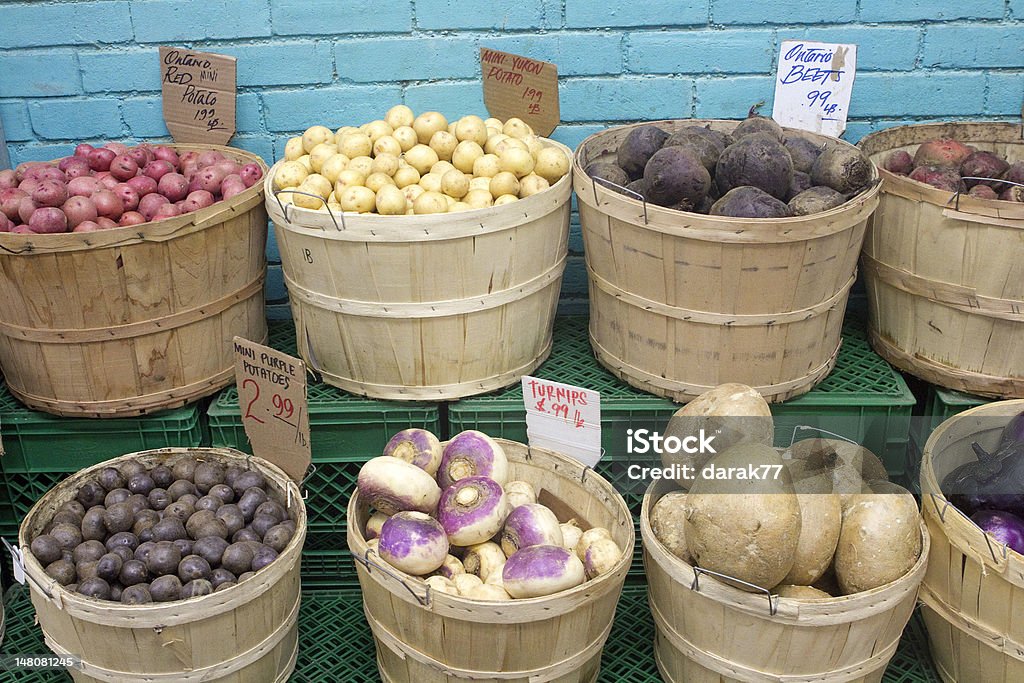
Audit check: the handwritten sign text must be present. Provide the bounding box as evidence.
[772,41,857,137]
[481,48,559,136]
[159,46,236,145]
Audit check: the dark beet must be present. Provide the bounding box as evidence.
[909,165,963,192]
[716,133,793,200]
[784,135,822,174]
[914,138,973,168]
[789,186,846,216]
[960,151,1010,188]
[786,171,812,201]
[617,125,669,179]
[711,186,792,218]
[883,150,913,175]
[664,127,725,174]
[810,145,872,195]
[642,146,711,208]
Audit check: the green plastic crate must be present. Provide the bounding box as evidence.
[207,321,442,460]
[905,386,992,493]
[0,584,940,682]
[0,382,204,531]
[449,315,915,508]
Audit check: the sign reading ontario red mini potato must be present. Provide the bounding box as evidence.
[159,46,237,145]
[233,337,311,483]
[480,48,560,137]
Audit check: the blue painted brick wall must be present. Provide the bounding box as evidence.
[0,0,1021,318]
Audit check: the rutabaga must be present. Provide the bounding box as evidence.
[383,429,443,476]
[438,431,509,488]
[503,545,586,598]
[437,476,510,546]
[357,456,441,516]
[501,504,563,557]
[378,512,449,576]
[461,541,506,582]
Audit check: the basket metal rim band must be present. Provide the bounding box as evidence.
[283,257,565,319]
[874,176,1024,224]
[309,337,553,400]
[40,592,300,682]
[0,274,266,343]
[862,254,1024,322]
[919,587,1024,663]
[364,604,613,682]
[649,599,898,683]
[590,331,841,398]
[868,328,1024,398]
[587,267,855,326]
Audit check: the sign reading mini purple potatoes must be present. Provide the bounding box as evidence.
[772,41,857,138]
[521,376,601,467]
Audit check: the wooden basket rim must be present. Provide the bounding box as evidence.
[347,438,635,618]
[263,139,574,242]
[0,144,269,255]
[18,446,306,626]
[639,478,930,622]
[572,118,881,243]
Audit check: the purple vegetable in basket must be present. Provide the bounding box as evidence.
[500,504,563,557]
[502,545,586,598]
[357,456,441,516]
[437,476,510,546]
[383,429,443,476]
[970,509,1024,555]
[943,410,1024,517]
[437,431,508,489]
[378,512,449,576]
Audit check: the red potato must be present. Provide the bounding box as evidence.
[0,169,16,190]
[152,146,180,168]
[93,172,119,190]
[181,190,215,213]
[212,160,241,177]
[62,158,92,179]
[68,176,102,197]
[0,188,27,220]
[126,175,158,198]
[109,154,139,181]
[220,174,246,199]
[103,142,129,155]
[91,190,124,221]
[73,220,103,233]
[14,161,47,183]
[152,203,182,220]
[127,146,152,168]
[26,165,66,184]
[196,151,225,168]
[143,160,174,182]
[0,214,11,232]
[138,193,169,221]
[88,148,117,172]
[239,163,263,188]
[158,173,189,202]
[11,224,33,234]
[74,143,95,158]
[29,207,68,233]
[57,156,79,172]
[119,211,146,226]
[96,217,118,229]
[18,196,38,224]
[112,183,140,211]
[193,166,229,194]
[62,196,98,228]
[18,178,41,198]
[32,180,69,208]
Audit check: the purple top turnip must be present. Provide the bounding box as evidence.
[357,456,442,516]
[437,476,510,546]
[383,429,443,476]
[438,431,509,488]
[502,545,586,598]
[500,503,563,557]
[378,512,449,576]
[461,541,506,582]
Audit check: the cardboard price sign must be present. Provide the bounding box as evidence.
[480,48,559,137]
[159,46,236,145]
[521,376,601,467]
[233,337,311,483]
[772,41,857,138]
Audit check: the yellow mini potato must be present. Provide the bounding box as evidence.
[534,147,570,184]
[338,185,376,213]
[430,160,457,177]
[372,135,403,158]
[489,171,520,198]
[320,154,350,184]
[275,186,298,206]
[335,125,359,139]
[413,111,449,144]
[429,130,458,161]
[503,117,533,139]
[464,188,494,209]
[454,115,488,146]
[484,133,510,155]
[303,173,333,198]
[444,194,457,208]
[493,193,518,206]
[521,134,545,158]
[392,126,418,152]
[441,169,470,199]
[284,136,305,161]
[296,155,313,173]
[518,173,550,197]
[334,169,366,196]
[364,119,394,143]
[403,184,425,204]
[308,143,336,173]
[385,104,415,129]
[413,190,449,214]
[339,133,373,159]
[292,182,325,210]
[375,184,407,215]
[370,153,400,177]
[365,172,396,193]
[499,147,535,178]
[468,176,492,193]
[405,144,440,175]
[273,161,309,190]
[472,154,502,178]
[302,125,334,153]
[486,126,503,139]
[485,117,503,129]
[419,172,443,194]
[452,140,485,173]
[347,156,374,177]
[393,166,421,189]
[449,201,472,212]
[496,137,529,155]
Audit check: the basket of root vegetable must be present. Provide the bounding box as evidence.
[347,428,634,683]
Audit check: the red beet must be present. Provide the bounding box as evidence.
[960,151,1010,188]
[968,185,999,200]
[883,150,913,175]
[1001,186,1024,202]
[909,165,963,192]
[913,139,974,169]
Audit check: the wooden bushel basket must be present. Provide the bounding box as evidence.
[0,145,268,417]
[18,447,305,683]
[919,400,1024,682]
[347,439,635,682]
[859,122,1024,398]
[574,120,880,404]
[641,479,929,682]
[265,140,572,401]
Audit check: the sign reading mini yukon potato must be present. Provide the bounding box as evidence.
[480,48,560,137]
[159,46,237,145]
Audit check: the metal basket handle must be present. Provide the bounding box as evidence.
[787,425,859,448]
[948,178,1024,210]
[351,548,431,606]
[691,565,777,616]
[272,189,346,231]
[590,176,649,225]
